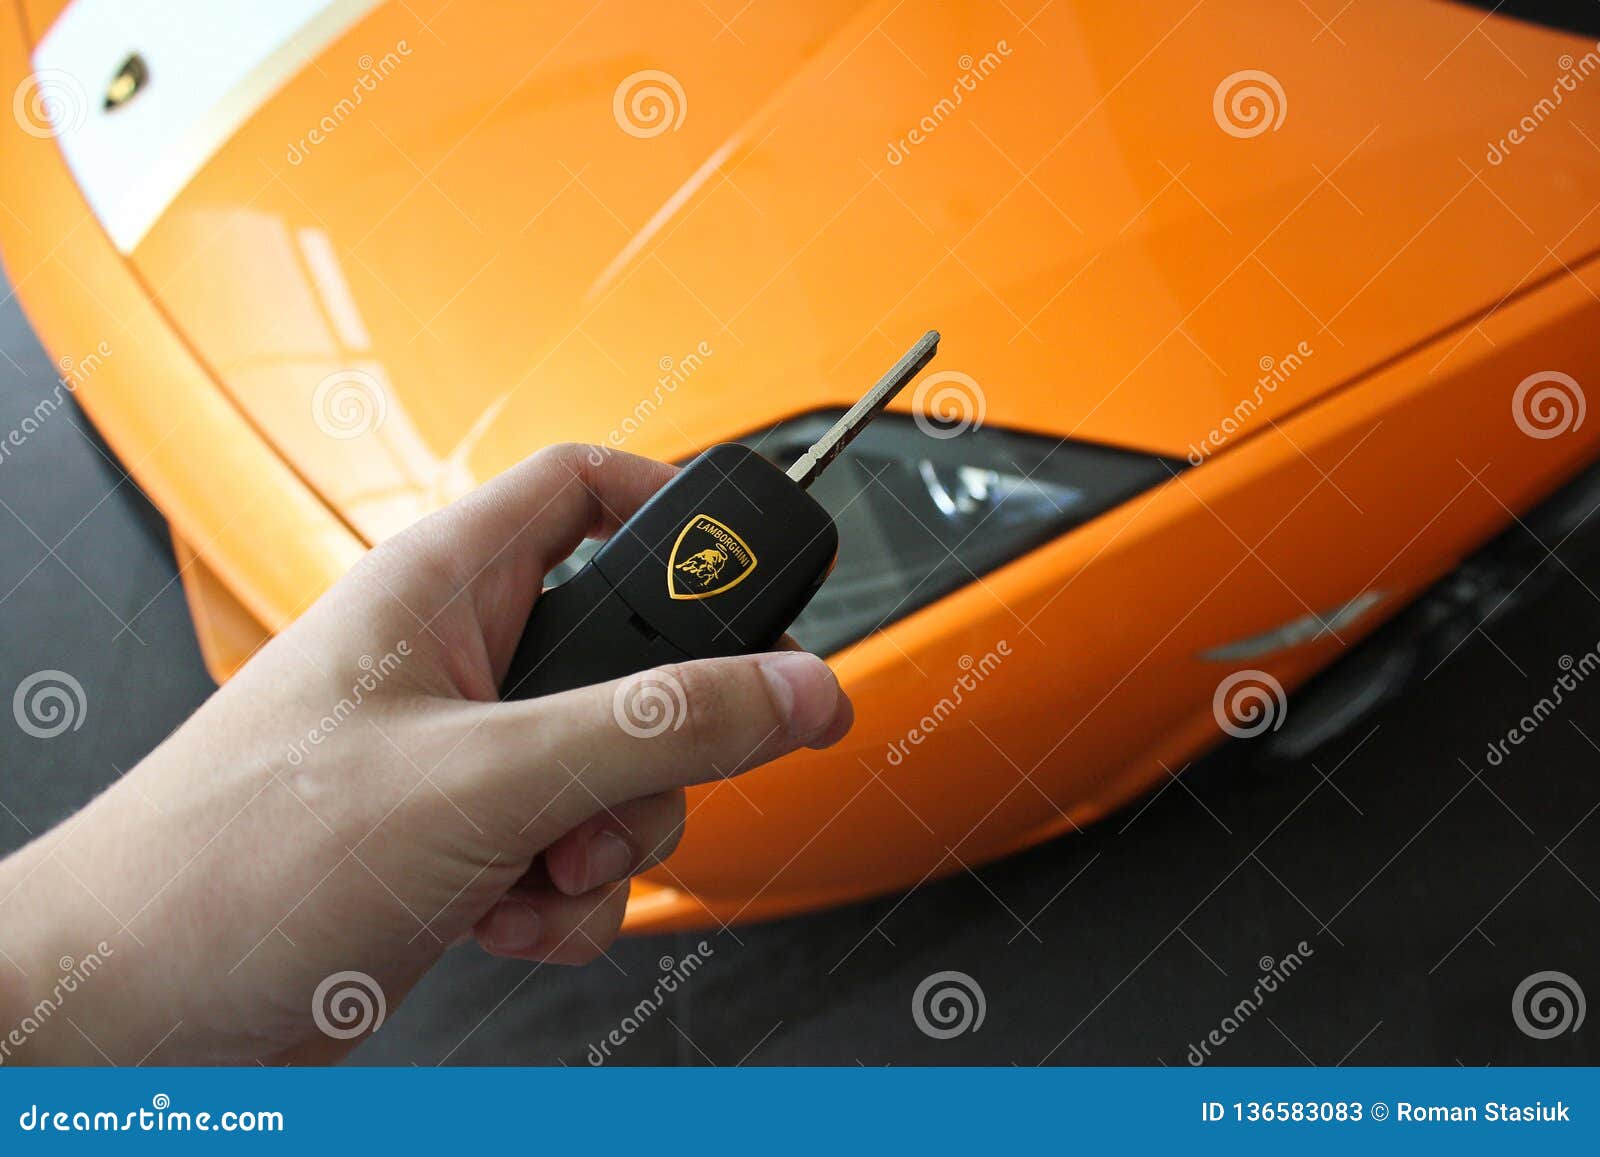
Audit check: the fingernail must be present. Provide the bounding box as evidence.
[487,902,542,952]
[759,651,841,741]
[585,831,634,891]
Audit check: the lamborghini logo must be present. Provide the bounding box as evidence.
[668,514,757,600]
[677,548,726,584]
[104,54,148,111]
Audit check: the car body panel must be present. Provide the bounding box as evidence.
[667,260,1600,922]
[4,0,1599,931]
[17,0,68,38]
[118,0,1600,543]
[0,3,366,637]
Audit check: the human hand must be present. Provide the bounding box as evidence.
[0,445,852,1064]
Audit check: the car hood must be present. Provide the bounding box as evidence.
[41,0,1600,543]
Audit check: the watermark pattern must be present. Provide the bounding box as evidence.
[0,943,114,1065]
[284,643,410,766]
[1512,371,1585,439]
[885,642,1010,766]
[1512,970,1585,1039]
[12,69,88,139]
[587,341,713,465]
[0,342,114,468]
[286,41,413,164]
[613,70,686,138]
[612,669,688,739]
[1187,341,1313,464]
[311,971,386,1040]
[1212,669,1287,739]
[1212,70,1287,138]
[912,970,986,1038]
[17,1095,283,1133]
[1484,646,1599,766]
[2,7,1592,1083]
[912,370,987,440]
[12,670,87,739]
[1487,43,1600,164]
[886,40,1013,165]
[586,943,715,1064]
[312,369,390,440]
[1186,942,1315,1064]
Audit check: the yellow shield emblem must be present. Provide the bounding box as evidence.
[667,514,758,600]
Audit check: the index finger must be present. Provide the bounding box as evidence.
[434,443,679,578]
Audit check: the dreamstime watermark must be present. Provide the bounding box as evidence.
[1212,669,1287,739]
[1512,370,1585,440]
[312,369,390,439]
[1212,70,1287,138]
[1484,646,1599,767]
[912,370,987,440]
[12,69,88,139]
[885,642,1010,767]
[886,40,1013,165]
[12,670,87,740]
[1186,942,1314,1064]
[286,41,413,164]
[0,943,114,1065]
[912,970,986,1039]
[613,70,686,138]
[17,1095,284,1134]
[612,668,688,739]
[0,342,114,468]
[1487,44,1600,165]
[586,943,715,1064]
[311,970,386,1040]
[587,341,713,465]
[284,642,411,766]
[1512,970,1585,1039]
[1187,341,1313,465]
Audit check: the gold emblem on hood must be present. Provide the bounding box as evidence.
[104,54,148,111]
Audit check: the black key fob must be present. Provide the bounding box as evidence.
[499,331,939,700]
[501,443,838,699]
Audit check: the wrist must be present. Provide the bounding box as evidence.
[0,838,111,1063]
[0,809,169,1065]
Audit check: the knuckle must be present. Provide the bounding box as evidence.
[556,939,604,967]
[663,661,735,751]
[585,920,623,960]
[552,883,629,964]
[535,440,589,466]
[640,791,687,864]
[535,441,606,481]
[593,879,631,935]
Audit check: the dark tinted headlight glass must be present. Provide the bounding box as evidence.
[744,414,1179,654]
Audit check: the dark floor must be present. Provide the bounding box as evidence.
[2,277,1597,1067]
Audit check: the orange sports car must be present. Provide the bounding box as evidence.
[3,0,1598,932]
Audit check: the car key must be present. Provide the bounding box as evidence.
[500,330,941,700]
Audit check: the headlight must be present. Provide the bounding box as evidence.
[551,415,1179,656]
[747,414,1179,654]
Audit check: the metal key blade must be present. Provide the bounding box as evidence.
[786,329,941,489]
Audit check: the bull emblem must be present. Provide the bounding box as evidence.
[674,547,727,587]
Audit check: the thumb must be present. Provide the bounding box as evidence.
[462,651,853,838]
